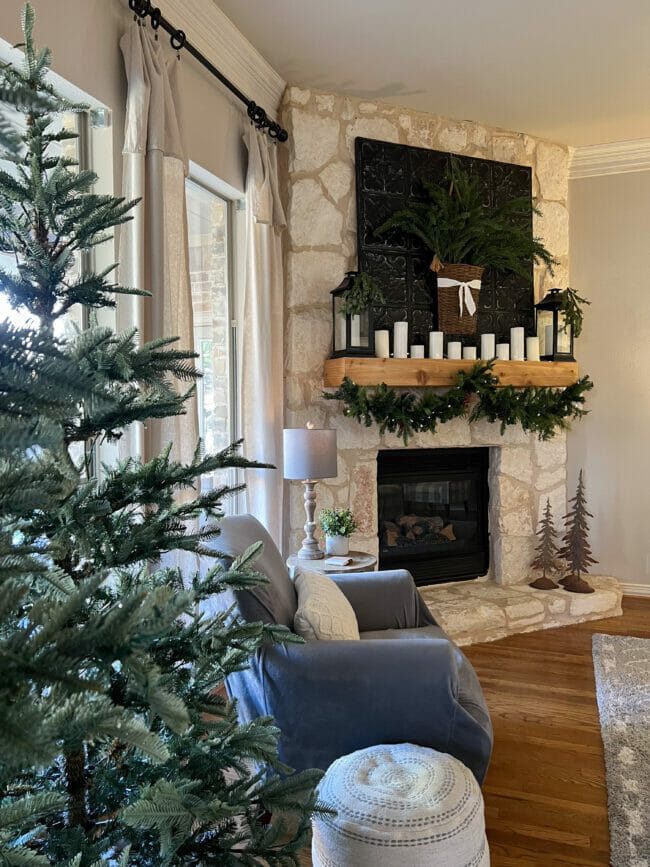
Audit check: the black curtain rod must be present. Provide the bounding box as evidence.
[127,0,288,142]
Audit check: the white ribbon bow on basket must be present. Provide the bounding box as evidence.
[437,278,481,318]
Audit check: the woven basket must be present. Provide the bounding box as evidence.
[435,262,484,335]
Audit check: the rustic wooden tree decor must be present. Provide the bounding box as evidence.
[559,469,597,593]
[529,498,561,589]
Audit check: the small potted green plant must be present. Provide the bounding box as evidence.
[319,507,358,556]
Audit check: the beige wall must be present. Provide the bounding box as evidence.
[0,0,248,193]
[569,172,650,588]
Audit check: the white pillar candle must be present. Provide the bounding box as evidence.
[429,331,444,359]
[545,324,554,356]
[393,321,408,358]
[410,344,425,358]
[463,346,477,360]
[496,343,510,360]
[351,314,361,346]
[336,315,346,352]
[510,327,525,361]
[447,341,462,360]
[480,333,496,360]
[526,336,541,362]
[374,330,390,358]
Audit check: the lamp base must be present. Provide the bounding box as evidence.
[297,480,324,560]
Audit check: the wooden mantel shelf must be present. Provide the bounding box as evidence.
[324,357,579,388]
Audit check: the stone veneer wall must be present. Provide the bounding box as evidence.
[280,85,571,575]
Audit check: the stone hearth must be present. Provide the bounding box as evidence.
[420,575,622,647]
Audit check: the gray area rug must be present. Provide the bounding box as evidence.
[592,634,650,866]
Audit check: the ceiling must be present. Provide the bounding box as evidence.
[215,0,650,147]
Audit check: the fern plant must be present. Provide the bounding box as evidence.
[375,159,557,279]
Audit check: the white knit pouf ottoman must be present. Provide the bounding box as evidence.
[312,743,489,867]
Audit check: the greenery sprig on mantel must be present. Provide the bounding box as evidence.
[559,286,590,338]
[324,363,593,444]
[341,271,385,316]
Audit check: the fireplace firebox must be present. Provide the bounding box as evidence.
[377,448,490,586]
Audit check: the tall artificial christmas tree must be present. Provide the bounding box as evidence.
[529,497,561,590]
[559,470,597,594]
[0,6,320,864]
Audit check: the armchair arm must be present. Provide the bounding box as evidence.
[329,569,437,632]
[248,636,492,783]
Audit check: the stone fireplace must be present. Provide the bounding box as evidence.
[280,85,622,644]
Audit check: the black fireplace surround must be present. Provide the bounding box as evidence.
[377,448,490,586]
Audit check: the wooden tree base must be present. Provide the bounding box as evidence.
[560,574,595,594]
[529,575,558,590]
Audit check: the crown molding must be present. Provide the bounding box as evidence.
[569,138,650,179]
[159,0,286,119]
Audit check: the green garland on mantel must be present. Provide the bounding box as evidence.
[324,362,594,445]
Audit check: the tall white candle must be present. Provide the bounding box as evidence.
[429,331,444,359]
[375,330,390,358]
[496,343,510,360]
[510,327,525,361]
[335,315,346,352]
[526,336,540,362]
[447,341,462,360]
[351,314,361,346]
[545,324,554,356]
[411,344,425,358]
[480,333,496,360]
[393,322,408,358]
[463,346,477,360]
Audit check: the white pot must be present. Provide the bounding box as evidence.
[325,534,349,556]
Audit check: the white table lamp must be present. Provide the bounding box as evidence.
[284,424,338,560]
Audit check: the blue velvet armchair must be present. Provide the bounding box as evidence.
[212,514,493,784]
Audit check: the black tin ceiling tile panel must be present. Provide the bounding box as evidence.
[355,138,535,348]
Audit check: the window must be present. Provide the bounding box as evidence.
[185,176,239,503]
[0,110,85,334]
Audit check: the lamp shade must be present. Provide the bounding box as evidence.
[283,427,338,480]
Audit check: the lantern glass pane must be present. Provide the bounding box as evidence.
[536,309,554,355]
[334,296,346,351]
[351,310,370,348]
[557,311,571,353]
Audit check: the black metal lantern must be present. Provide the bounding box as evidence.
[535,288,575,362]
[330,271,375,358]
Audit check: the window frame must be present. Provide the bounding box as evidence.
[186,162,244,511]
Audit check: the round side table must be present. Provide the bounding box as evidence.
[287,551,376,579]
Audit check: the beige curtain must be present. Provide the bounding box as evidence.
[118,22,198,469]
[240,127,286,550]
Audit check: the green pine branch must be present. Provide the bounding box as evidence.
[325,363,593,444]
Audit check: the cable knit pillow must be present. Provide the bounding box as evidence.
[293,570,360,641]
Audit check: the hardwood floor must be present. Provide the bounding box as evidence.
[300,596,650,866]
[464,595,650,866]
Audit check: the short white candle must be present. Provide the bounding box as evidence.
[496,343,510,360]
[374,330,390,358]
[510,327,525,361]
[393,321,409,358]
[526,336,541,361]
[480,333,496,360]
[545,324,554,356]
[447,341,462,360]
[411,344,425,358]
[463,346,477,360]
[429,331,444,359]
